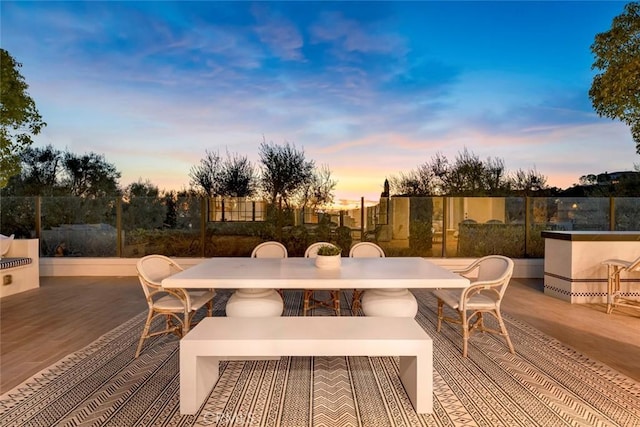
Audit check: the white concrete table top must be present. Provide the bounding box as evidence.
[161,257,469,290]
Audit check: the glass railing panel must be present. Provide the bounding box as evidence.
[374,197,443,257]
[528,197,611,258]
[528,197,560,258]
[551,197,610,231]
[614,197,640,230]
[40,197,118,257]
[0,196,38,238]
[121,196,203,258]
[206,221,272,257]
[2,196,635,259]
[449,197,526,258]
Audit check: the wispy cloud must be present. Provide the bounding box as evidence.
[251,4,305,62]
[3,1,635,201]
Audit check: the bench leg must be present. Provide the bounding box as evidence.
[398,340,432,413]
[180,352,220,415]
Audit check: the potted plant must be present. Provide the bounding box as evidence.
[315,244,342,269]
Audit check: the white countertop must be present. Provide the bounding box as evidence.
[162,257,469,289]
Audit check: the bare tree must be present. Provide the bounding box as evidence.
[509,167,548,195]
[483,157,508,194]
[189,150,222,197]
[448,148,486,195]
[295,164,337,210]
[258,139,314,208]
[219,151,257,197]
[61,151,121,198]
[578,174,598,186]
[389,153,442,196]
[390,149,516,196]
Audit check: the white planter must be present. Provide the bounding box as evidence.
[315,254,341,269]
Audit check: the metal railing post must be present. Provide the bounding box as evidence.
[441,196,447,258]
[35,196,41,239]
[610,197,615,231]
[35,196,42,257]
[201,198,207,257]
[116,197,122,257]
[360,197,365,240]
[524,196,531,258]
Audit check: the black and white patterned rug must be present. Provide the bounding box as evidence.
[1,290,639,427]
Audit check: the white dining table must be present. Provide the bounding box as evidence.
[166,257,467,414]
[161,256,467,289]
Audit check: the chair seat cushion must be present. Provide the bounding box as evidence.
[154,294,187,311]
[432,289,497,310]
[154,290,215,311]
[188,290,216,310]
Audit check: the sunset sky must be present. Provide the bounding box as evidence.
[2,1,636,206]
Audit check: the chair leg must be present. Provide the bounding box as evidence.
[135,310,154,358]
[607,266,623,315]
[332,291,341,316]
[166,314,182,337]
[461,310,469,358]
[206,300,213,317]
[475,312,485,332]
[436,299,444,332]
[351,289,362,314]
[181,308,191,335]
[495,310,515,354]
[303,290,312,316]
[606,264,614,314]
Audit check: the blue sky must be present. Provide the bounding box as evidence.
[1,1,635,205]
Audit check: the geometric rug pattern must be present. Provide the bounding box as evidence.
[1,289,639,427]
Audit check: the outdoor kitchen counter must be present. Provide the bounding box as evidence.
[542,231,640,303]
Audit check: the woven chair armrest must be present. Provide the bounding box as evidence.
[626,255,640,272]
[601,259,632,268]
[452,259,482,276]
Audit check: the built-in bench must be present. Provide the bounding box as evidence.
[1,239,40,298]
[179,316,432,415]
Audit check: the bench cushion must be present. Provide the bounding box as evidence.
[0,257,32,270]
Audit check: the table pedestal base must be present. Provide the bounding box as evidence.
[361,289,418,317]
[225,288,283,317]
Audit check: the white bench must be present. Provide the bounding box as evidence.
[180,316,433,415]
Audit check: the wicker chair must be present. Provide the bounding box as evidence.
[602,255,640,314]
[303,242,341,316]
[349,242,385,314]
[431,255,515,358]
[135,255,215,358]
[252,241,288,297]
[252,241,288,258]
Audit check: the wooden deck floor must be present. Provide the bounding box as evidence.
[1,276,639,393]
